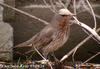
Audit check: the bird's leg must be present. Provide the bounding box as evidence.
[50,53,64,69]
[42,52,48,59]
[51,52,59,62]
[35,52,50,65]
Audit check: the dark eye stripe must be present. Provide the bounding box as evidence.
[61,15,68,17]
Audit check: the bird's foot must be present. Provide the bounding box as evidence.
[35,59,50,64]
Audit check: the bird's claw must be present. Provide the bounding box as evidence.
[35,59,49,64]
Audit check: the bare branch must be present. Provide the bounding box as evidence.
[60,27,100,62]
[83,52,100,64]
[0,2,49,25]
[50,0,57,14]
[60,18,100,62]
[77,4,100,19]
[76,0,83,9]
[34,46,53,69]
[34,46,46,60]
[73,0,77,15]
[43,0,57,14]
[82,0,97,30]
[65,0,72,7]
[24,4,51,8]
[58,0,66,8]
[73,16,100,43]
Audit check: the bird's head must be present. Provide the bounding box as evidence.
[58,8,75,24]
[51,8,74,28]
[58,8,75,20]
[58,8,75,16]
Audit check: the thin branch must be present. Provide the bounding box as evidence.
[60,17,100,62]
[24,4,51,8]
[43,0,57,14]
[72,0,77,62]
[0,2,49,25]
[73,0,77,15]
[73,16,100,43]
[72,28,100,63]
[34,46,46,60]
[58,0,66,9]
[60,27,100,62]
[75,0,97,53]
[83,52,100,64]
[83,0,97,30]
[72,0,97,30]
[34,46,53,69]
[77,4,100,19]
[76,0,83,9]
[50,0,57,14]
[65,0,72,8]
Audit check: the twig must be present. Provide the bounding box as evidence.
[34,46,53,69]
[86,0,97,30]
[72,0,77,63]
[65,0,72,7]
[71,16,100,61]
[58,0,66,9]
[77,4,100,19]
[71,0,97,30]
[60,22,100,62]
[76,0,83,9]
[73,16,100,43]
[72,28,100,63]
[50,0,57,14]
[83,52,100,64]
[0,2,49,25]
[83,0,97,30]
[72,4,99,58]
[34,46,46,60]
[43,0,57,14]
[24,4,51,8]
[73,0,77,15]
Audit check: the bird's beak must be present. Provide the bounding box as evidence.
[72,14,76,16]
[69,13,76,16]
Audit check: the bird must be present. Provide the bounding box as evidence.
[15,8,74,59]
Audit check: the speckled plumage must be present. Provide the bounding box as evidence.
[31,14,71,57]
[16,13,71,58]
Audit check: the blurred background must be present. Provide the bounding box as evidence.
[2,0,100,63]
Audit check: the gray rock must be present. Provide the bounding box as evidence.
[0,22,13,62]
[3,0,15,22]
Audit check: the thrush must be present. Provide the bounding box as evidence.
[15,8,74,59]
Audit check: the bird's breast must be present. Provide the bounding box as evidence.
[58,18,69,30]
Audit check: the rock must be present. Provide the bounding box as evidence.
[3,0,15,22]
[0,22,13,62]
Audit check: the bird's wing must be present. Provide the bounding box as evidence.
[31,25,54,49]
[42,27,70,56]
[42,33,65,56]
[15,25,54,49]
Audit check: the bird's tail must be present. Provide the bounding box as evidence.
[14,33,38,48]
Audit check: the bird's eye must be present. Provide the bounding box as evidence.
[61,15,68,17]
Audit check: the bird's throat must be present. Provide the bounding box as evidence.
[58,19,69,30]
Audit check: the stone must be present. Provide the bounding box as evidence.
[0,22,13,62]
[3,0,15,22]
